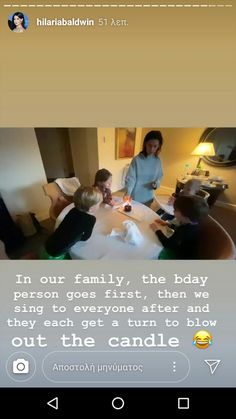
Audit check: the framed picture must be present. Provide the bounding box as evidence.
[116,128,136,159]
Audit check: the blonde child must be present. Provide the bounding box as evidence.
[44,186,102,258]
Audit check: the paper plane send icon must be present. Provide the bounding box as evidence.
[47,397,58,410]
[204,360,221,374]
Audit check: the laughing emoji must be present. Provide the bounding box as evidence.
[193,330,212,349]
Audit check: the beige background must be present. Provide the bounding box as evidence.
[0,1,236,126]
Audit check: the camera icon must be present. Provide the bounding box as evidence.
[12,358,29,374]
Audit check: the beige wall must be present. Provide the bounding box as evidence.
[142,128,236,206]
[0,129,50,220]
[36,128,74,179]
[97,128,142,192]
[69,128,99,186]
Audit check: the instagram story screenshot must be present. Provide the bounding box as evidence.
[0,0,236,416]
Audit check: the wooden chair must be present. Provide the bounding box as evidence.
[197,188,210,202]
[154,188,210,217]
[43,182,72,220]
[198,215,236,259]
[154,194,174,216]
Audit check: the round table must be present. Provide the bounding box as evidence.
[55,199,163,260]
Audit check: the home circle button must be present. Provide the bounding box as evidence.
[112,397,125,410]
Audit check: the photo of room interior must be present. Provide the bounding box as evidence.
[0,127,235,260]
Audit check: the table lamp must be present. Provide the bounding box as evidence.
[191,142,216,175]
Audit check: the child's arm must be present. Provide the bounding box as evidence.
[150,221,172,246]
[154,219,170,226]
[156,232,169,247]
[82,222,96,240]
[103,188,114,206]
[45,210,96,256]
[150,222,178,248]
[150,222,170,245]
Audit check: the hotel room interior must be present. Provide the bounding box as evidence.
[0,127,235,259]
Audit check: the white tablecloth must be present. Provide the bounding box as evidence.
[55,199,163,260]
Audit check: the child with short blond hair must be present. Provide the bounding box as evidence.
[44,186,102,258]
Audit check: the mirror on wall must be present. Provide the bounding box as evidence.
[199,128,236,167]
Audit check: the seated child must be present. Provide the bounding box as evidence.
[43,186,102,258]
[151,195,209,259]
[93,168,115,206]
[156,179,201,221]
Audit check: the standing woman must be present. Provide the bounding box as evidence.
[11,12,26,33]
[125,130,163,206]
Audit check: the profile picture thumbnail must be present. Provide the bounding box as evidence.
[8,12,29,33]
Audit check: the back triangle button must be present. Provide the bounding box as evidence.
[47,397,59,410]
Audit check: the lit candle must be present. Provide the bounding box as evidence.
[123,195,132,212]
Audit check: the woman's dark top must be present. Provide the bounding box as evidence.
[156,223,200,259]
[45,208,96,257]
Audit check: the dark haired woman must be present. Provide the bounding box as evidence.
[11,12,26,33]
[125,130,163,206]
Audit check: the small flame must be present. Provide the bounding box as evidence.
[123,195,132,207]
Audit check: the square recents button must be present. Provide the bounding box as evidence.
[178,397,189,410]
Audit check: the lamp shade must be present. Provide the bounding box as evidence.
[191,142,216,156]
